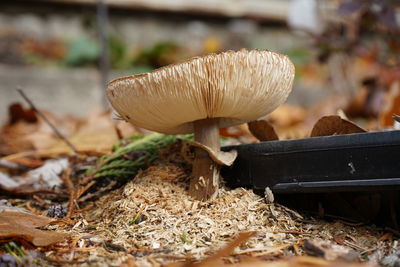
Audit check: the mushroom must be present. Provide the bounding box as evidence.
[107,49,295,201]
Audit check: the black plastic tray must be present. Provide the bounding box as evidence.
[221,130,400,194]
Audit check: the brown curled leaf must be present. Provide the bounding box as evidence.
[310,115,366,137]
[0,211,68,246]
[247,120,279,142]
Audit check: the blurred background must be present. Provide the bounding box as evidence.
[0,0,399,134]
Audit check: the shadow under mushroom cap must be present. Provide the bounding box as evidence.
[107,49,295,134]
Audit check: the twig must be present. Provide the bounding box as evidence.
[17,88,78,154]
[78,160,108,186]
[0,159,27,171]
[1,152,37,161]
[32,195,46,204]
[78,180,116,203]
[337,220,366,227]
[43,256,95,266]
[113,123,124,140]
[7,157,43,168]
[0,185,67,197]
[236,244,291,257]
[269,230,311,235]
[68,195,76,218]
[75,181,96,204]
[78,176,95,188]
[307,211,364,224]
[26,200,42,214]
[60,168,76,218]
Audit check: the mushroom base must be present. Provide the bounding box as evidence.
[189,118,220,201]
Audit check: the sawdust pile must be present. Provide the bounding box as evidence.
[89,165,298,257]
[83,164,386,262]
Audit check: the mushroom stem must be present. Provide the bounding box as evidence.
[189,118,220,201]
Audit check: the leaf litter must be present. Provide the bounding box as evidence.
[0,211,68,247]
[1,102,400,266]
[56,146,398,266]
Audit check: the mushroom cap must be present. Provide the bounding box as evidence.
[107,49,295,134]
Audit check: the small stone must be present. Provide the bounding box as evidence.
[47,205,67,218]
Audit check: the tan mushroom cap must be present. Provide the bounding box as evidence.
[107,49,295,134]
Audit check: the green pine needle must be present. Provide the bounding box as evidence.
[88,133,192,182]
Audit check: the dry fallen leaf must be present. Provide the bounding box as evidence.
[37,111,118,156]
[247,120,279,142]
[0,211,68,246]
[25,113,80,152]
[0,121,37,156]
[310,115,366,137]
[0,105,79,156]
[1,106,119,157]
